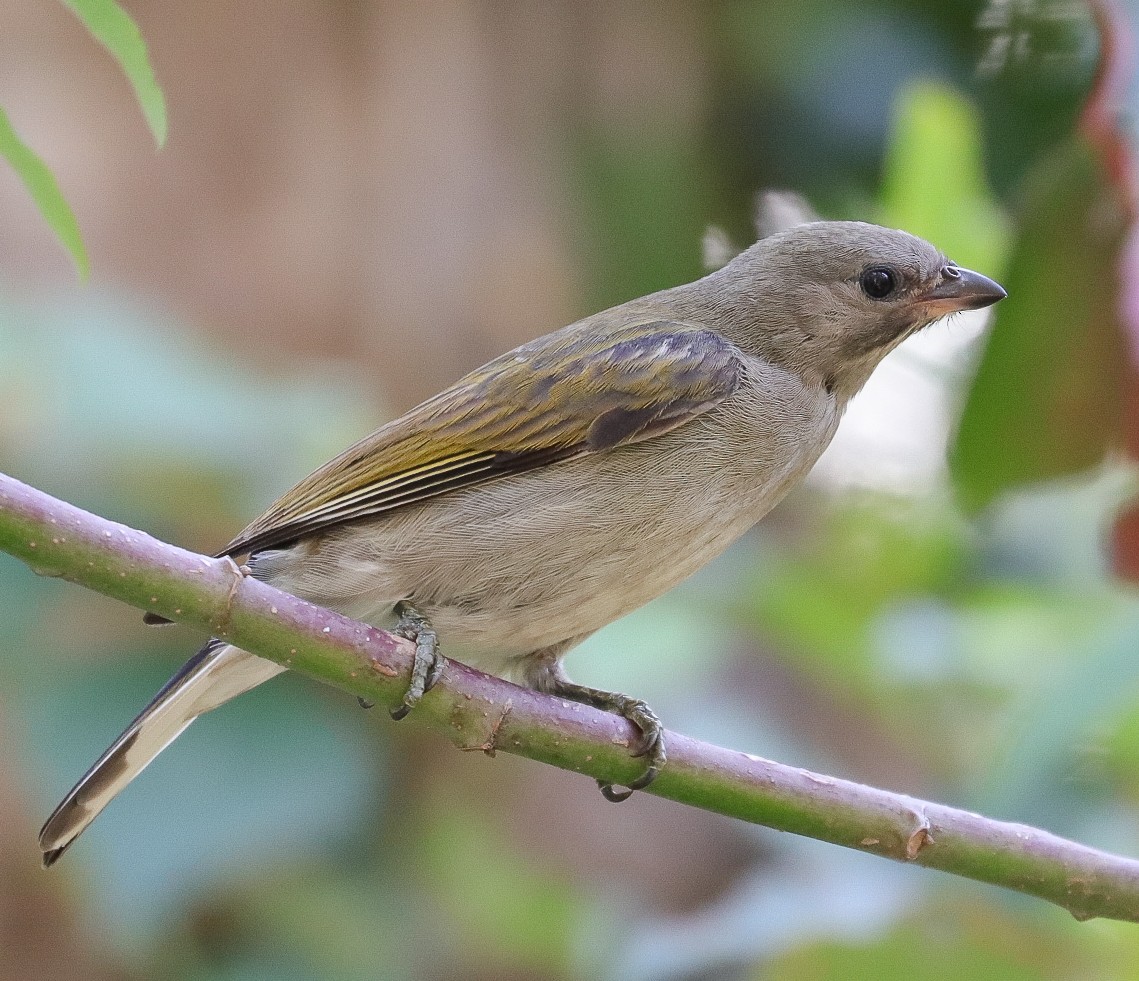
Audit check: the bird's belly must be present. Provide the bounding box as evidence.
[258,377,837,679]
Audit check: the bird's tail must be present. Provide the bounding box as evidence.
[38,640,286,866]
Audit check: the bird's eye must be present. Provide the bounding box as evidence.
[859,267,898,300]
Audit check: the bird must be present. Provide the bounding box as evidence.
[38,220,1005,866]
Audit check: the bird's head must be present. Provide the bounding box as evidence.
[710,221,1006,401]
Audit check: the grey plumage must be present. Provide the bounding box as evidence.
[39,221,1005,864]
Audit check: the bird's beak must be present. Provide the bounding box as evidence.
[919,264,1007,318]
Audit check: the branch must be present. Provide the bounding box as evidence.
[1,472,1138,923]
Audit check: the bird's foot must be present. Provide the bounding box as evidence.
[545,679,666,801]
[389,601,444,720]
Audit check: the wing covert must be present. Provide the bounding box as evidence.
[221,320,741,556]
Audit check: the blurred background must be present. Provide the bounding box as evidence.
[2,0,1139,977]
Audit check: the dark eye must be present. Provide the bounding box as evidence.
[860,266,898,300]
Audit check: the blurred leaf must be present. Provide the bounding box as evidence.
[717,0,956,205]
[978,465,1137,587]
[764,900,1077,981]
[420,807,581,976]
[743,497,968,684]
[60,0,168,147]
[1097,691,1139,804]
[0,107,88,279]
[951,138,1130,511]
[879,80,1010,273]
[977,603,1139,834]
[1110,496,1139,582]
[174,865,414,981]
[952,582,1118,686]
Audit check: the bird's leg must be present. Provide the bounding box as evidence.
[389,601,444,721]
[527,654,665,801]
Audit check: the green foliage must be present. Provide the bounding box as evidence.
[744,497,969,682]
[5,0,1137,976]
[879,81,1010,274]
[420,808,583,975]
[0,107,88,278]
[0,0,166,276]
[60,0,167,148]
[951,139,1131,511]
[763,901,1079,980]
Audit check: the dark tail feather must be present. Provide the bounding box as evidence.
[39,640,285,866]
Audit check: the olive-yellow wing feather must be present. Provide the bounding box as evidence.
[221,320,742,557]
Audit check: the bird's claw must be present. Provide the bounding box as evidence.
[389,601,443,721]
[592,695,666,802]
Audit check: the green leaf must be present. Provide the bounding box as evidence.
[879,81,1010,275]
[0,106,89,279]
[60,0,167,147]
[950,139,1130,511]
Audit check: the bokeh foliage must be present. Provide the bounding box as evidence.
[4,1,1139,979]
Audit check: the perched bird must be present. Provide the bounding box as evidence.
[39,221,1005,865]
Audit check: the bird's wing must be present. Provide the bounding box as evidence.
[221,320,742,557]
